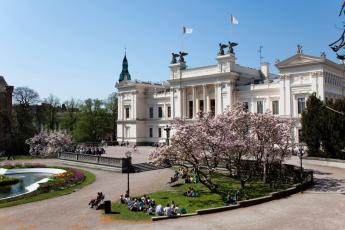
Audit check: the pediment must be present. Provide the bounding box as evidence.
[276,54,323,69]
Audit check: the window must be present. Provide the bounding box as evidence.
[199,100,204,113]
[210,99,215,115]
[257,101,263,114]
[189,101,193,118]
[158,107,163,118]
[167,106,171,118]
[297,98,305,114]
[243,102,249,112]
[272,101,279,115]
[158,128,162,138]
[125,107,130,118]
[149,107,154,118]
[298,129,304,143]
[149,128,153,138]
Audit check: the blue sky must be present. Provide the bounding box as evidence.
[0,0,342,102]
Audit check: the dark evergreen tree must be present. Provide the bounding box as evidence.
[301,93,323,156]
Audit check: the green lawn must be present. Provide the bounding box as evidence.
[110,171,293,221]
[0,168,96,208]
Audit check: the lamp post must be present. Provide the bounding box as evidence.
[298,144,304,193]
[164,125,171,146]
[125,151,132,197]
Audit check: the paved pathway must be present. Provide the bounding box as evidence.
[0,154,344,230]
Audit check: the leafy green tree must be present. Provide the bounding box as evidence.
[43,94,61,130]
[73,99,112,142]
[106,93,118,141]
[60,98,80,133]
[301,93,323,156]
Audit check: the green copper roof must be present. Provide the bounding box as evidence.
[119,54,131,82]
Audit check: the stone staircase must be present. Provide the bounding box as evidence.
[132,162,167,173]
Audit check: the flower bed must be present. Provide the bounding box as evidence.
[0,175,19,186]
[39,169,85,192]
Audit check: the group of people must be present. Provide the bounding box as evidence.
[119,191,186,217]
[67,145,106,156]
[170,168,199,184]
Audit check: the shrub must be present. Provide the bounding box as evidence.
[0,175,19,186]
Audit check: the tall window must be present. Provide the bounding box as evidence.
[210,99,215,115]
[158,128,162,138]
[298,129,303,143]
[199,100,204,113]
[189,101,193,118]
[298,98,305,114]
[149,128,153,138]
[158,107,163,118]
[257,101,263,114]
[272,101,279,115]
[149,107,154,118]
[167,106,171,118]
[243,102,249,112]
[125,107,130,118]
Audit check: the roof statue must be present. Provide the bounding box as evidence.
[171,53,180,64]
[227,41,238,54]
[179,51,188,63]
[296,44,303,54]
[218,43,228,55]
[320,52,326,59]
[119,53,131,82]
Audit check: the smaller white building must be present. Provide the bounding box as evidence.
[116,45,345,145]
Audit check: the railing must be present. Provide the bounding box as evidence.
[58,152,131,173]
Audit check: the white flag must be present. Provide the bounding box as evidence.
[230,15,239,25]
[183,26,193,34]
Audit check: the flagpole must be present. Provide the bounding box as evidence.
[181,28,184,52]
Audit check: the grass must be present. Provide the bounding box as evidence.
[0,168,96,208]
[110,171,294,221]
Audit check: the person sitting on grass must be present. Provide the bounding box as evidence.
[155,204,164,216]
[149,199,156,208]
[185,187,197,197]
[129,198,140,211]
[226,192,237,205]
[164,203,174,217]
[120,194,126,204]
[170,201,179,215]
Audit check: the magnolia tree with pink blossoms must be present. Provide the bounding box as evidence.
[25,130,73,158]
[150,104,295,191]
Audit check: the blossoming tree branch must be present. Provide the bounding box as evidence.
[149,104,296,192]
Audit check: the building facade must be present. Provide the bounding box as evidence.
[116,46,345,145]
[0,76,13,150]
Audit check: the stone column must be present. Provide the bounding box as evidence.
[192,86,196,119]
[228,82,233,108]
[171,88,175,118]
[203,85,207,113]
[214,84,217,114]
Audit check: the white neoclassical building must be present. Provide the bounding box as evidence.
[116,45,345,145]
